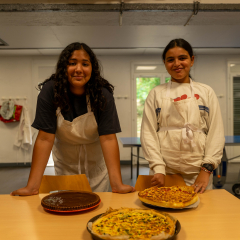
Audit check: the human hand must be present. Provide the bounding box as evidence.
[151,173,165,187]
[191,170,211,194]
[10,187,39,196]
[112,183,135,194]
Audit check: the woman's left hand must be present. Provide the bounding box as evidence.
[191,170,211,194]
[112,184,136,194]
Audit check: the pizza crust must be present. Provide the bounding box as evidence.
[91,208,177,240]
[138,186,199,209]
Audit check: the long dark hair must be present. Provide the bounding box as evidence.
[38,42,114,112]
[162,38,194,79]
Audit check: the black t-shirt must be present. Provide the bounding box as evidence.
[32,80,121,136]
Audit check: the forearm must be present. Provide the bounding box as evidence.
[27,131,55,191]
[99,134,123,188]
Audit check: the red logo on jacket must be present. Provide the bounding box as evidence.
[174,94,199,102]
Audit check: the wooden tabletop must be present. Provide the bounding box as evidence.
[1,190,240,240]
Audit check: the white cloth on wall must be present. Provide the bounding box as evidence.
[0,100,15,120]
[14,105,33,151]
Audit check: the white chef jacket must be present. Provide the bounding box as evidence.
[140,81,225,176]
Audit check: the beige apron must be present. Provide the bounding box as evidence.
[151,80,212,189]
[52,95,110,192]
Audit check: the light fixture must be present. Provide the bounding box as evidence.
[136,66,157,70]
[230,64,236,67]
[0,38,8,46]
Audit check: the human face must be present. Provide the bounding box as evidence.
[67,49,92,95]
[164,47,194,83]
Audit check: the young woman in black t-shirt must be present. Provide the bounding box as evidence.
[11,42,135,195]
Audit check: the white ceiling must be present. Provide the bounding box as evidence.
[0,4,240,55]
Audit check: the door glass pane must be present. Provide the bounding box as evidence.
[136,77,160,137]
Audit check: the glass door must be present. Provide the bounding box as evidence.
[133,73,170,137]
[136,77,160,137]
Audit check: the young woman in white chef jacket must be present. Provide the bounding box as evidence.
[11,42,135,196]
[140,39,225,193]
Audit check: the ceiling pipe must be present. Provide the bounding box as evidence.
[0,3,240,13]
[184,1,200,26]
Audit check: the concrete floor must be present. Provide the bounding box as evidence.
[0,164,239,200]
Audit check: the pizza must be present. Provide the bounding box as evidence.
[138,185,198,209]
[89,207,177,240]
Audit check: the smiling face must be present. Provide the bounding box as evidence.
[67,49,92,95]
[164,46,194,83]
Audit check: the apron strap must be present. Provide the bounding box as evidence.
[189,79,195,98]
[56,107,61,116]
[78,144,90,180]
[166,80,171,98]
[159,123,204,148]
[166,78,195,99]
[86,95,91,113]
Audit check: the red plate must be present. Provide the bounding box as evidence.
[43,199,101,213]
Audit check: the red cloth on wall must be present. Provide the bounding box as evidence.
[0,105,23,123]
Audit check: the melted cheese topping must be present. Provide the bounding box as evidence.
[139,186,196,203]
[93,211,172,239]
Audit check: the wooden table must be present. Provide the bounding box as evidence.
[1,190,240,240]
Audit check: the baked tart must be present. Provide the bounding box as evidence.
[41,190,100,211]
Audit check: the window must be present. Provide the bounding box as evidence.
[136,77,160,137]
[132,63,170,137]
[233,76,240,135]
[227,62,240,162]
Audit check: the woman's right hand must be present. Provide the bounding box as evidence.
[151,173,165,187]
[10,187,39,196]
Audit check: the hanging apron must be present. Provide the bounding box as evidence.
[151,79,212,189]
[52,95,110,192]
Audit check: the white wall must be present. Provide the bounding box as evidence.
[0,57,33,163]
[0,53,239,163]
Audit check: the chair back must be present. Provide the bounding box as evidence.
[39,174,92,193]
[135,174,186,191]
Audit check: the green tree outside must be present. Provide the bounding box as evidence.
[136,77,160,137]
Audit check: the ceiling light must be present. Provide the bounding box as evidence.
[0,38,8,46]
[230,64,235,67]
[136,66,157,70]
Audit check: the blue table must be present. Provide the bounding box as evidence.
[119,137,142,178]
[119,136,240,179]
[225,135,240,146]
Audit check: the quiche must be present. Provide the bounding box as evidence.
[90,207,177,240]
[138,186,198,209]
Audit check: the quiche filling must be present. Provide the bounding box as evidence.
[138,186,199,209]
[91,208,176,239]
[139,186,196,203]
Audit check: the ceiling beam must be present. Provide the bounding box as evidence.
[0,3,240,12]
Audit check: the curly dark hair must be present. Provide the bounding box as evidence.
[38,42,114,112]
